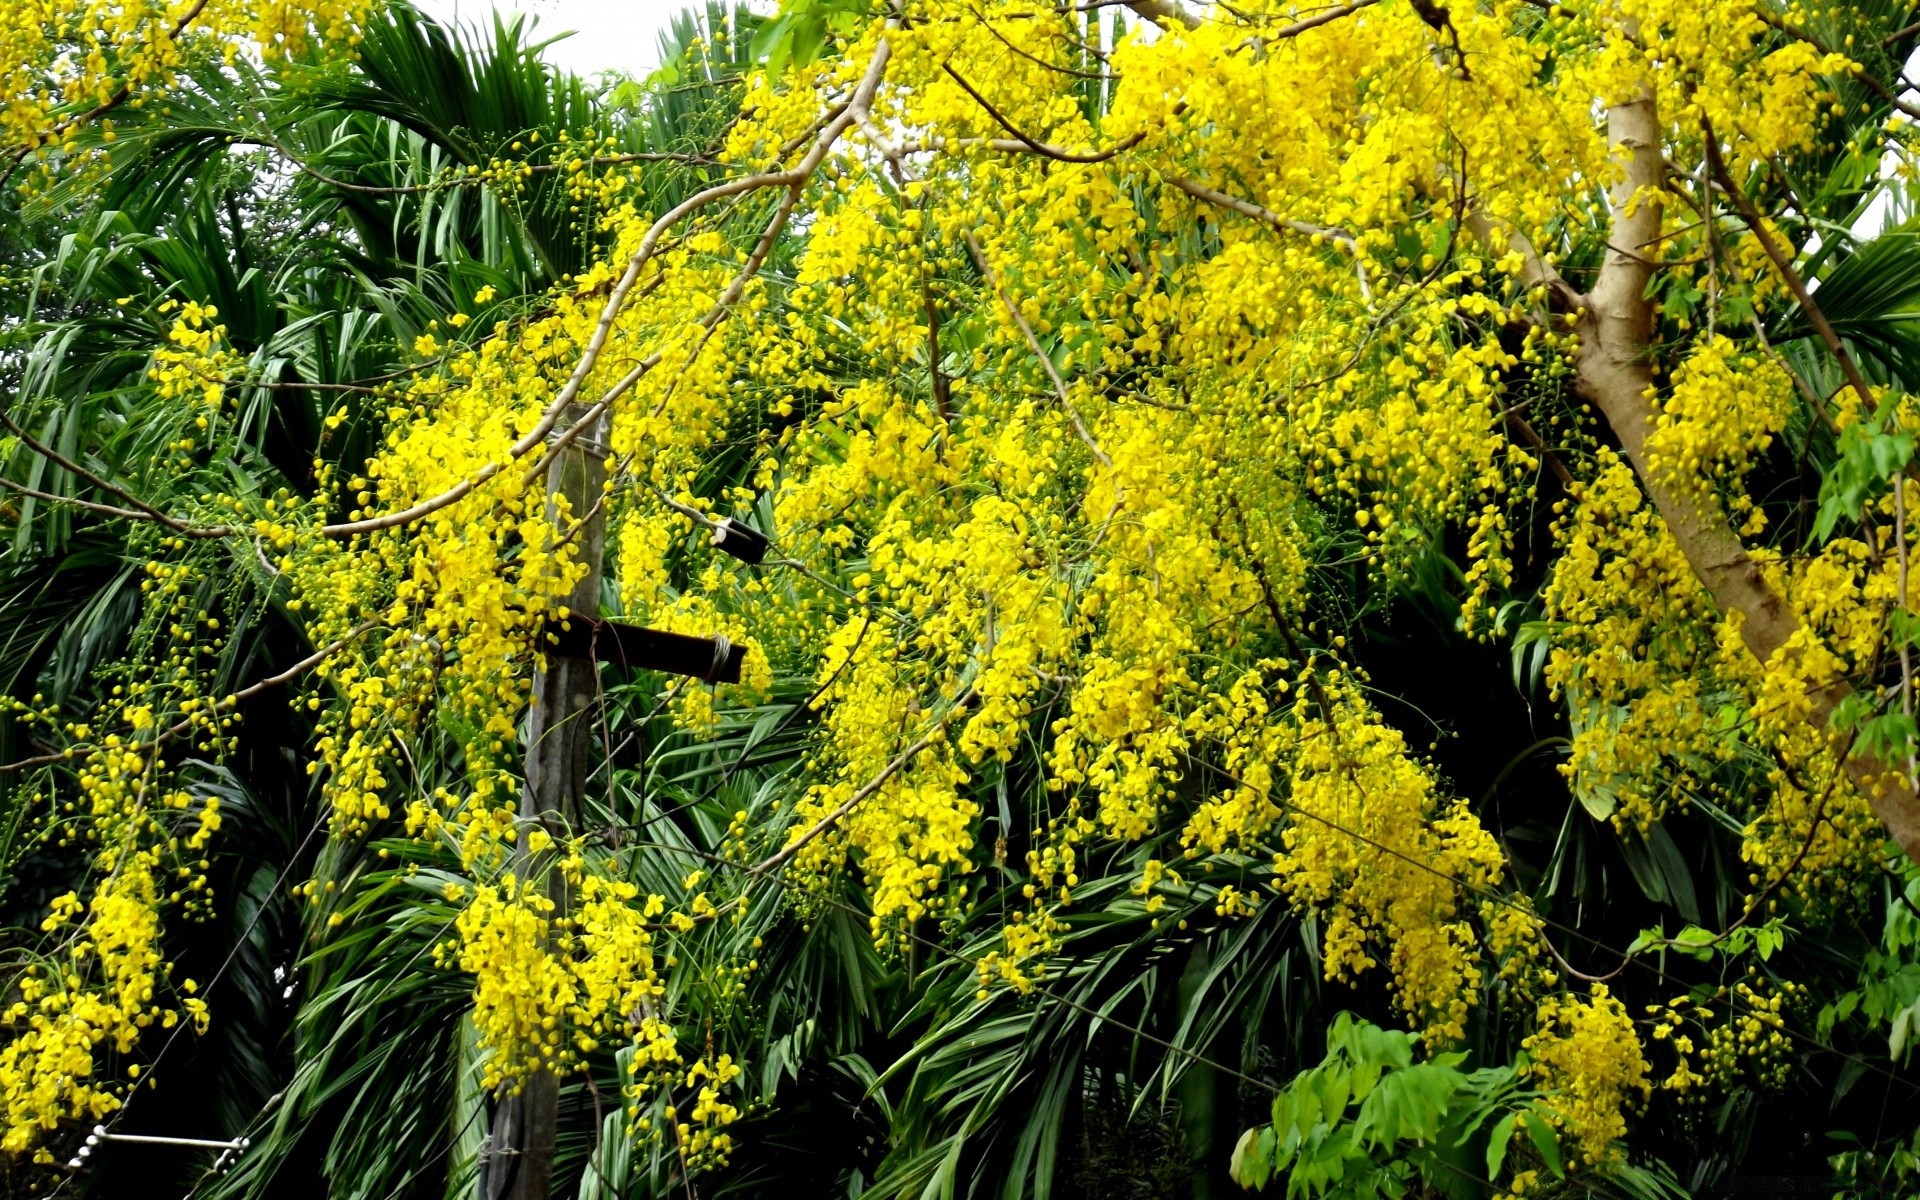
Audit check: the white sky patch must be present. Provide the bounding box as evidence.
[412,0,692,80]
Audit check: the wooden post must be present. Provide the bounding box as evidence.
[483,403,609,1200]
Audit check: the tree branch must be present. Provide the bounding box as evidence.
[0,621,377,774]
[746,686,976,878]
[0,0,214,186]
[1702,122,1879,416]
[0,408,235,538]
[1462,207,1583,310]
[1173,178,1370,300]
[943,66,1146,163]
[1266,0,1383,39]
[1124,0,1202,31]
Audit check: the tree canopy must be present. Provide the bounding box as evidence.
[8,0,1920,1197]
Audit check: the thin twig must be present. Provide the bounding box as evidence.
[0,474,224,531]
[0,622,376,774]
[1171,178,1371,301]
[962,232,1113,468]
[745,686,976,878]
[1704,120,1879,419]
[943,66,1145,163]
[0,408,235,538]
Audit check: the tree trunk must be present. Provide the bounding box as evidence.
[483,404,610,1200]
[1572,77,1920,860]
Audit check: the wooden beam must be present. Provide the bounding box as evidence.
[542,617,744,684]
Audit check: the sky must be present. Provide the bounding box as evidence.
[412,0,697,80]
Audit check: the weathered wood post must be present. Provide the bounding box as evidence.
[484,403,608,1200]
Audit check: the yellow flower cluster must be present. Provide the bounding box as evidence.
[1546,453,1743,830]
[1524,984,1652,1166]
[400,0,1871,1158]
[451,871,677,1090]
[1647,980,1799,1097]
[1593,0,1852,172]
[261,144,780,1165]
[1265,679,1508,1043]
[1645,336,1792,526]
[0,538,245,1157]
[1545,431,1892,887]
[1,0,367,170]
[0,856,172,1159]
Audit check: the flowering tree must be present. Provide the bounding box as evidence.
[1,0,367,178]
[10,0,1920,1195]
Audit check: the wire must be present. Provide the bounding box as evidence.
[45,804,334,1199]
[178,857,479,1200]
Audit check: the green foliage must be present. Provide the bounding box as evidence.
[1227,1014,1558,1198]
[751,0,878,77]
[1813,406,1915,543]
[1624,914,1788,970]
[1821,867,1920,1062]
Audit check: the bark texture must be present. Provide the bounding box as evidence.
[483,406,609,1200]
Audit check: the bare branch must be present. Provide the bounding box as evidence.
[944,66,1145,163]
[251,127,720,196]
[1173,177,1371,300]
[0,475,223,533]
[747,686,976,878]
[1702,122,1879,416]
[1171,178,1355,250]
[1499,403,1575,489]
[1124,0,1202,31]
[1267,0,1383,40]
[1461,207,1583,309]
[967,4,1115,80]
[0,621,377,774]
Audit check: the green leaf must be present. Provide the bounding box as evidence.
[1317,1067,1351,1126]
[1670,925,1718,961]
[1230,1126,1270,1190]
[1524,1110,1565,1178]
[1814,414,1912,543]
[1486,1111,1517,1178]
[751,13,796,75]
